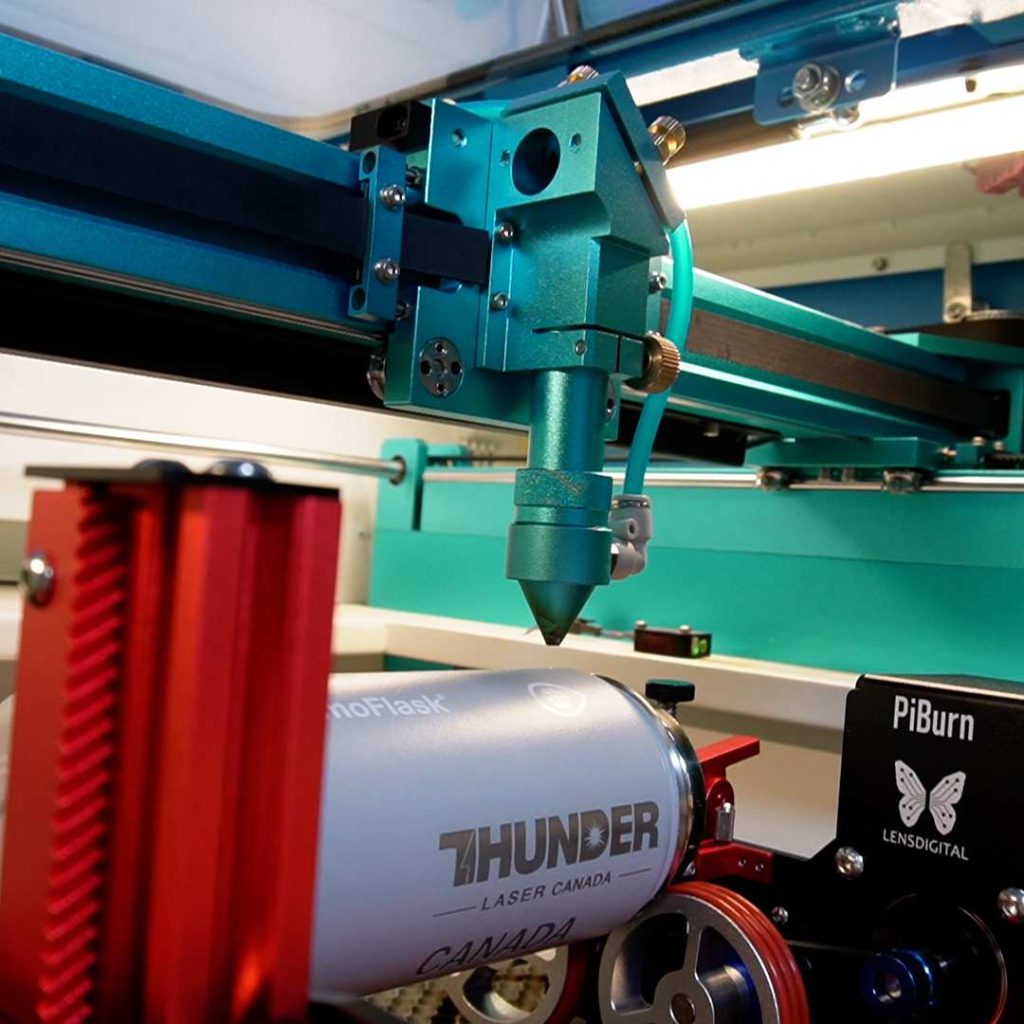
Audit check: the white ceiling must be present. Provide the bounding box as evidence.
[0,0,550,121]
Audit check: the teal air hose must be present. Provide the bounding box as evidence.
[622,220,694,495]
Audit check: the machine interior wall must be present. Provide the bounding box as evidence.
[371,470,1024,680]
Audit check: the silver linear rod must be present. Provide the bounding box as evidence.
[423,468,1024,492]
[0,411,405,482]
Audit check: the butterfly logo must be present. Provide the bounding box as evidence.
[895,760,966,836]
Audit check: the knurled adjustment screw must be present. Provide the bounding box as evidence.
[648,115,687,164]
[628,331,681,394]
[560,64,600,86]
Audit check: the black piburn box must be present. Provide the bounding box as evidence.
[752,674,1024,1022]
[836,673,1024,885]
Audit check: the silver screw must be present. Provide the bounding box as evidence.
[379,184,407,210]
[574,340,587,355]
[792,62,841,111]
[998,887,1024,924]
[713,802,735,843]
[495,222,516,244]
[972,435,986,448]
[771,906,789,926]
[367,347,387,401]
[490,292,510,311]
[20,551,55,607]
[793,63,822,94]
[757,467,791,491]
[835,845,865,879]
[882,468,924,494]
[606,382,617,424]
[374,258,400,284]
[832,104,861,128]
[648,271,668,294]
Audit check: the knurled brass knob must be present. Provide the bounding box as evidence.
[560,64,600,87]
[628,332,681,394]
[648,115,686,164]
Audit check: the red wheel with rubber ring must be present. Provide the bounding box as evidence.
[598,882,809,1024]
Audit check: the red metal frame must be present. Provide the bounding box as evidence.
[693,735,776,884]
[0,475,340,1023]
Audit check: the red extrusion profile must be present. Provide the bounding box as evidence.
[0,476,340,1024]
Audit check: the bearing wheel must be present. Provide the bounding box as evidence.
[440,943,590,1024]
[598,881,810,1024]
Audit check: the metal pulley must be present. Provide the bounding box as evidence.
[597,882,810,1024]
[441,944,591,1024]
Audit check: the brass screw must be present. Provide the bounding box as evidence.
[560,65,599,87]
[648,115,686,164]
[626,332,681,394]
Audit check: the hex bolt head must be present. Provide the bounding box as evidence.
[835,845,865,879]
[999,888,1024,924]
[20,550,55,607]
[495,222,516,244]
[490,292,510,311]
[374,258,401,284]
[648,271,668,294]
[771,906,790,926]
[793,63,823,94]
[792,62,841,111]
[379,184,407,210]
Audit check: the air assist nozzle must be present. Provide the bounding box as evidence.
[519,580,595,646]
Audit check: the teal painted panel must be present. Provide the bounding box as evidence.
[420,478,1024,568]
[376,478,1024,679]
[383,655,455,672]
[370,530,536,630]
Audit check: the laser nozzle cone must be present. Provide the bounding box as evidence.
[519,580,593,646]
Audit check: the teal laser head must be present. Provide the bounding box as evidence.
[378,71,687,643]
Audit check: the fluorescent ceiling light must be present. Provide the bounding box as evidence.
[851,64,1024,124]
[670,93,1024,209]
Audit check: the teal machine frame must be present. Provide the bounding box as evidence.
[372,451,1024,678]
[0,29,1020,666]
[371,261,1024,677]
